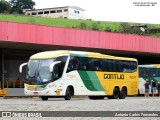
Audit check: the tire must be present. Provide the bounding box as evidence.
[112,87,119,99]
[138,89,140,96]
[108,96,113,99]
[88,96,95,100]
[88,96,104,100]
[119,88,126,99]
[64,87,72,100]
[98,96,105,99]
[41,96,48,101]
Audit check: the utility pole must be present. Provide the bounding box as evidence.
[0,48,7,96]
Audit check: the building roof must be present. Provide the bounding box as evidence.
[25,6,85,12]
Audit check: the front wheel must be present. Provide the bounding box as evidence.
[64,87,72,100]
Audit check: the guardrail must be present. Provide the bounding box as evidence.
[0,78,24,88]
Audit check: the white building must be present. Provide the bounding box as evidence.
[25,6,85,19]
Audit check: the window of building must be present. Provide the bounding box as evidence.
[50,10,56,13]
[57,10,62,13]
[31,12,37,15]
[74,10,80,14]
[44,11,49,14]
[38,12,43,15]
[27,13,30,15]
[64,9,68,12]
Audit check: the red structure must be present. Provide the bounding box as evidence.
[0,21,160,53]
[1,21,160,96]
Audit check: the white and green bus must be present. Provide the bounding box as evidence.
[20,50,138,100]
[138,64,160,95]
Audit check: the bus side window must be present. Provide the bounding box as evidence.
[116,61,123,72]
[53,63,63,81]
[103,60,112,72]
[93,59,102,71]
[67,56,79,72]
[77,57,89,71]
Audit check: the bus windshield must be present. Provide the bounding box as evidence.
[27,59,55,83]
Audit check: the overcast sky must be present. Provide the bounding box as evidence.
[32,0,160,24]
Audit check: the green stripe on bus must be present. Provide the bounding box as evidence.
[36,84,48,88]
[87,71,104,91]
[78,71,97,91]
[143,77,160,82]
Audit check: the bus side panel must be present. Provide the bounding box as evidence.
[96,71,138,96]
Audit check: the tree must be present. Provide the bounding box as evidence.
[104,26,112,32]
[119,23,131,33]
[79,22,87,29]
[9,0,35,14]
[91,21,100,30]
[0,0,10,13]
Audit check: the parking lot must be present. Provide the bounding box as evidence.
[0,96,160,120]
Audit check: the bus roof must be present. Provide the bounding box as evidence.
[30,50,70,59]
[139,64,160,68]
[30,50,137,61]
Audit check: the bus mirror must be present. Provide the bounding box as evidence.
[50,61,61,73]
[19,62,27,73]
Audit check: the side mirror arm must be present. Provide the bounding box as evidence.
[19,62,27,73]
[50,61,61,72]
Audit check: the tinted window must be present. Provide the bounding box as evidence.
[52,56,68,80]
[67,56,79,72]
[67,56,137,73]
[139,68,160,77]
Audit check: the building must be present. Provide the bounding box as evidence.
[24,6,85,19]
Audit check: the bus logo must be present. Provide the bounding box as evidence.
[104,74,124,80]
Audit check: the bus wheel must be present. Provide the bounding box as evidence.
[119,88,126,99]
[65,87,72,100]
[88,96,104,100]
[138,89,140,96]
[88,96,95,100]
[98,96,105,99]
[41,96,48,101]
[113,87,119,99]
[108,96,113,99]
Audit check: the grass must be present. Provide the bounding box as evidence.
[0,14,160,37]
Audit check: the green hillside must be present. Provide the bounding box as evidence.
[0,14,160,37]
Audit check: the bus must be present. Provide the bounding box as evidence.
[19,50,138,100]
[138,64,160,95]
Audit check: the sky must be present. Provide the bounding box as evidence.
[32,0,160,24]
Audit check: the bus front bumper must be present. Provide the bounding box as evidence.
[24,87,64,96]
